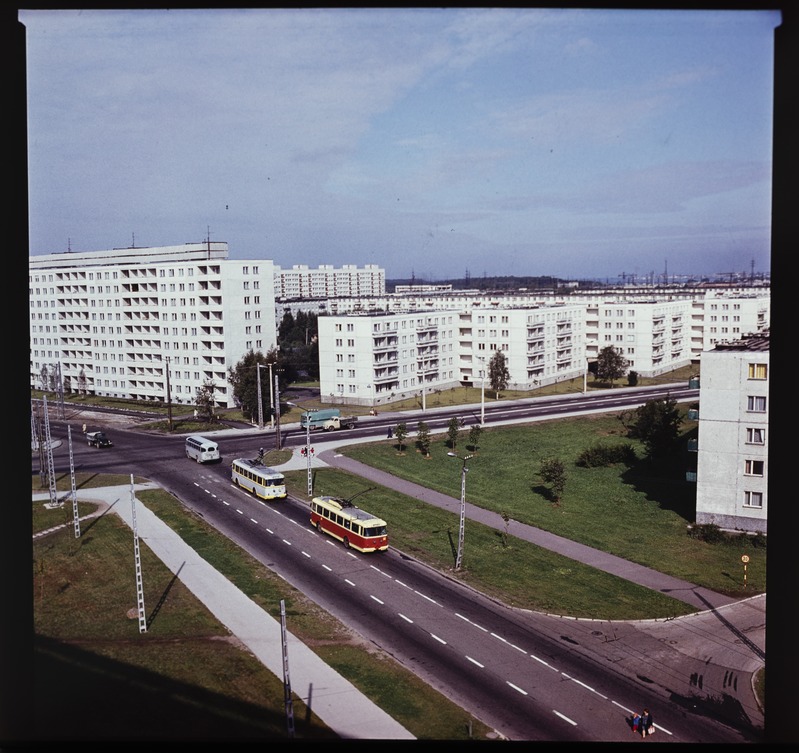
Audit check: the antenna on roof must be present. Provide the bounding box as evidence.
[206,225,211,258]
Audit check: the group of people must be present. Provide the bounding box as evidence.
[632,708,654,738]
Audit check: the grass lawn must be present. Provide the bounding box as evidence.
[331,411,766,599]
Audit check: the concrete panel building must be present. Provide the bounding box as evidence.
[274,263,385,300]
[317,303,586,407]
[694,332,769,534]
[29,242,278,409]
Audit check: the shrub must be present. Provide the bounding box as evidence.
[576,443,637,468]
[687,523,727,544]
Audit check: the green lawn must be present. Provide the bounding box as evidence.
[327,411,765,600]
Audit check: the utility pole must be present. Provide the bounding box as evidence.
[165,356,173,431]
[257,363,266,430]
[130,475,147,633]
[447,452,473,571]
[479,357,486,425]
[268,361,275,429]
[305,416,312,497]
[274,372,282,451]
[280,599,295,738]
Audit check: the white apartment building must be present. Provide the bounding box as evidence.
[691,293,771,353]
[318,312,459,405]
[317,303,586,407]
[274,263,385,300]
[586,298,693,376]
[694,332,769,534]
[29,242,278,409]
[319,288,768,378]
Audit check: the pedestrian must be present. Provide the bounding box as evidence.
[639,708,653,738]
[631,711,641,733]
[386,426,393,439]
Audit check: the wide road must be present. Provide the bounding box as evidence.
[35,387,758,742]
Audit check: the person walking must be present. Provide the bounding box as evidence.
[386,426,393,439]
[639,708,653,738]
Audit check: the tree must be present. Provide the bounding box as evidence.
[77,368,87,395]
[538,457,567,505]
[620,396,683,460]
[227,348,279,422]
[394,422,408,453]
[596,345,627,386]
[415,421,431,457]
[488,350,510,398]
[446,416,461,450]
[194,379,217,421]
[468,423,483,451]
[500,511,510,548]
[277,309,319,381]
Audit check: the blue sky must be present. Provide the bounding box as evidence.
[21,7,780,281]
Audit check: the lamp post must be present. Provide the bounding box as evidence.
[447,452,473,571]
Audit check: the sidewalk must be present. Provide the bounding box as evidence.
[32,485,415,741]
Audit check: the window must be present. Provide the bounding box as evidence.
[745,460,765,476]
[747,396,767,413]
[743,491,763,509]
[746,428,766,444]
[748,363,768,380]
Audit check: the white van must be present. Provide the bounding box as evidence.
[185,435,221,464]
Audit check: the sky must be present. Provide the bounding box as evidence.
[20,7,781,282]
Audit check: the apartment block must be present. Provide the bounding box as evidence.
[694,332,769,534]
[317,303,586,407]
[274,263,385,300]
[29,243,277,409]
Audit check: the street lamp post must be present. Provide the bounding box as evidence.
[447,452,473,571]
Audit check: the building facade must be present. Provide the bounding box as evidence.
[317,303,587,407]
[274,263,385,300]
[694,332,769,534]
[29,243,278,409]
